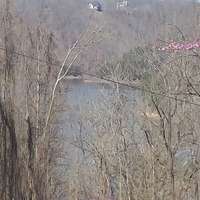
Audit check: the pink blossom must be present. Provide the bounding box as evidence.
[159,39,200,51]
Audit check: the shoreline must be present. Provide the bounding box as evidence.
[64,75,142,87]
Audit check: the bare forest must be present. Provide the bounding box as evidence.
[0,0,200,199]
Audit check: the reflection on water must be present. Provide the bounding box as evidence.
[65,79,118,107]
[65,79,140,108]
[58,80,194,200]
[58,79,142,195]
[61,79,141,138]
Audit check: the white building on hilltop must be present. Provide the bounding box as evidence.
[116,0,128,9]
[88,1,102,12]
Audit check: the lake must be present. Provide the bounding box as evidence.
[61,79,141,138]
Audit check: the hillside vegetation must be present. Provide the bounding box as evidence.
[0,0,200,199]
[16,0,200,73]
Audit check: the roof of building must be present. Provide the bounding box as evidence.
[88,1,102,11]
